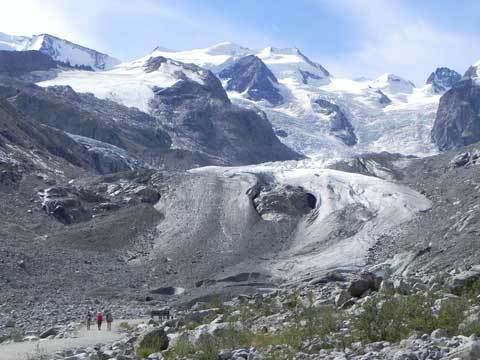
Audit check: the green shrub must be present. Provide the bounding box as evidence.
[166,339,196,358]
[437,297,468,335]
[0,328,24,343]
[353,294,438,343]
[118,322,133,331]
[461,320,480,337]
[137,328,169,358]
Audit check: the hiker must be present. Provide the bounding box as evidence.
[106,310,113,331]
[96,311,104,330]
[86,310,93,330]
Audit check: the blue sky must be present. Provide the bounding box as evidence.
[1,0,479,84]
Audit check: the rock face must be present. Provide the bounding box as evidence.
[432,79,480,151]
[0,50,57,77]
[376,89,392,105]
[150,69,303,165]
[312,99,357,146]
[25,33,120,70]
[426,67,461,93]
[145,56,230,104]
[1,81,172,171]
[218,55,283,105]
[251,184,317,221]
[464,64,479,79]
[0,96,103,174]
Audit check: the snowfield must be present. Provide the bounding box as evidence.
[112,42,442,158]
[39,58,206,112]
[0,32,120,70]
[37,41,444,159]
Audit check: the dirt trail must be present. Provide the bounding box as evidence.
[0,319,144,360]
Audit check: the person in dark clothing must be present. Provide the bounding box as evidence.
[86,310,93,330]
[106,310,113,331]
[96,311,103,330]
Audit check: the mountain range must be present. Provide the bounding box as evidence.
[1,31,480,357]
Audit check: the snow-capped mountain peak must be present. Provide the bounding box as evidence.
[204,41,250,55]
[0,31,30,51]
[464,59,480,79]
[255,46,330,84]
[38,54,219,112]
[26,34,120,70]
[0,32,120,71]
[371,73,416,94]
[426,67,461,93]
[149,42,331,84]
[35,39,442,159]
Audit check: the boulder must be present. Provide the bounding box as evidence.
[334,290,353,308]
[137,328,169,352]
[449,267,480,295]
[431,328,448,340]
[133,186,161,204]
[348,272,382,298]
[393,351,418,360]
[39,326,61,338]
[183,309,218,324]
[446,340,480,360]
[177,322,244,347]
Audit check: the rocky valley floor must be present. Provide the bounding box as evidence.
[2,144,480,359]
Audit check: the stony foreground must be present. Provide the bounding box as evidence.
[4,265,480,360]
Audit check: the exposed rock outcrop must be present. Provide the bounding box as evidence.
[251,184,317,221]
[1,81,173,171]
[426,67,461,94]
[150,77,302,165]
[312,98,357,146]
[218,55,283,105]
[0,50,57,78]
[432,79,480,151]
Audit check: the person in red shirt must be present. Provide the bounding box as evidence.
[96,311,104,330]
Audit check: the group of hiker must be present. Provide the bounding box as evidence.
[85,309,114,331]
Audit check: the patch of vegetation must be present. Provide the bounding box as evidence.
[0,328,24,343]
[137,328,169,358]
[118,321,133,331]
[459,278,480,303]
[165,302,342,360]
[353,293,469,343]
[164,286,480,359]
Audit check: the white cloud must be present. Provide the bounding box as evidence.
[0,0,95,46]
[318,0,480,84]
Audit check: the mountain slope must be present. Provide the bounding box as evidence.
[150,43,441,157]
[218,55,283,105]
[39,55,302,165]
[432,78,480,150]
[0,32,120,70]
